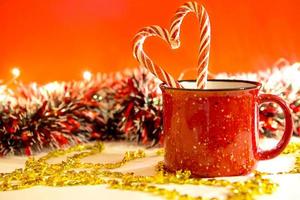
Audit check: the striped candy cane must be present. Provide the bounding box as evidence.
[133,1,210,89]
[133,26,183,88]
[170,2,211,89]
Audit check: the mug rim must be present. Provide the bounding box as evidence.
[160,79,262,92]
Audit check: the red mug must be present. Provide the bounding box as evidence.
[160,80,293,177]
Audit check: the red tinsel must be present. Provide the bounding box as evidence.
[0,61,300,156]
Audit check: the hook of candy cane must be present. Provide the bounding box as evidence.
[170,1,211,89]
[133,1,210,89]
[133,26,183,88]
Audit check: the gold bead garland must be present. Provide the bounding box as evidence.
[1,142,300,200]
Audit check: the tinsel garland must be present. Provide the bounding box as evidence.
[0,69,162,156]
[0,60,300,156]
[0,142,281,199]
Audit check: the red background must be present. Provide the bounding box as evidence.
[0,0,299,83]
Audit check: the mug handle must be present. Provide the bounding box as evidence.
[257,94,293,160]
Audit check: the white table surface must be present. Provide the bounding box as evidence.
[0,141,299,200]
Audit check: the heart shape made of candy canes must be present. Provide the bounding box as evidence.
[133,1,211,89]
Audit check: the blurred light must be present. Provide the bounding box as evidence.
[0,85,6,93]
[44,82,61,93]
[83,70,92,81]
[11,67,21,78]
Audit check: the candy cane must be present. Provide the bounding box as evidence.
[133,1,210,89]
[170,2,211,89]
[133,26,183,88]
